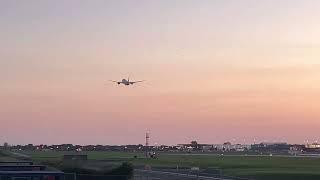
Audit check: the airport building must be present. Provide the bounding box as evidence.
[305,143,320,149]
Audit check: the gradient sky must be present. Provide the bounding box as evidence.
[1,0,320,145]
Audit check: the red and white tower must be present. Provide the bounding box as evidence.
[145,132,150,158]
[146,132,150,147]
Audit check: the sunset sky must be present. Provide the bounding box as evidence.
[1,0,320,145]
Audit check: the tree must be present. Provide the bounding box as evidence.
[108,162,133,178]
[191,141,199,150]
[3,142,9,150]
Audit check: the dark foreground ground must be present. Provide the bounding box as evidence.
[6,151,320,180]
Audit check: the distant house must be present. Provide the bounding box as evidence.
[289,145,305,155]
[0,161,64,180]
[251,142,290,153]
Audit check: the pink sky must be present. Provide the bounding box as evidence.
[1,1,320,145]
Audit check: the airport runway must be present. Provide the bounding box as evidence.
[162,153,320,158]
[9,152,31,158]
[134,169,232,180]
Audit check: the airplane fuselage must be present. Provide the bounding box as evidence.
[121,79,131,85]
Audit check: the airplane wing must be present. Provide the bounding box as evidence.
[110,80,121,84]
[130,80,144,84]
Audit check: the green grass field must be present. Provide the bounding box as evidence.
[20,151,320,180]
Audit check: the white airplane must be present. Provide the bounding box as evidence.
[110,78,144,86]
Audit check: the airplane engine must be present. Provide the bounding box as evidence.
[118,82,121,85]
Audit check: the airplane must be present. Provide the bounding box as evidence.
[110,77,144,86]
